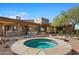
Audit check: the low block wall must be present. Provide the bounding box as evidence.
[6,31,20,36]
[20,32,26,35]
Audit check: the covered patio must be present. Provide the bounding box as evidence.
[0,17,49,37]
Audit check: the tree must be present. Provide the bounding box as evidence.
[51,6,79,28]
[51,15,61,26]
[67,6,79,29]
[51,6,79,35]
[51,11,69,26]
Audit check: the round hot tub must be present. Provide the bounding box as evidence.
[11,37,72,55]
[24,38,58,49]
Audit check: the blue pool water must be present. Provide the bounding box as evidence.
[24,38,58,49]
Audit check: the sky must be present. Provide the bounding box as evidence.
[0,3,79,29]
[0,3,79,22]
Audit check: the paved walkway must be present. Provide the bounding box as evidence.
[69,37,79,55]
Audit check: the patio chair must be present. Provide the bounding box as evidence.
[64,38,70,42]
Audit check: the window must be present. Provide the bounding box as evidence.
[5,25,11,31]
[12,26,17,31]
[5,25,17,31]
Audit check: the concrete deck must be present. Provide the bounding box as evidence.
[11,38,72,55]
[0,34,79,55]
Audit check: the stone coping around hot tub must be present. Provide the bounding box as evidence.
[11,37,72,55]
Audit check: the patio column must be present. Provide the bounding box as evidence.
[2,25,6,36]
[53,27,57,34]
[16,24,21,35]
[0,25,3,36]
